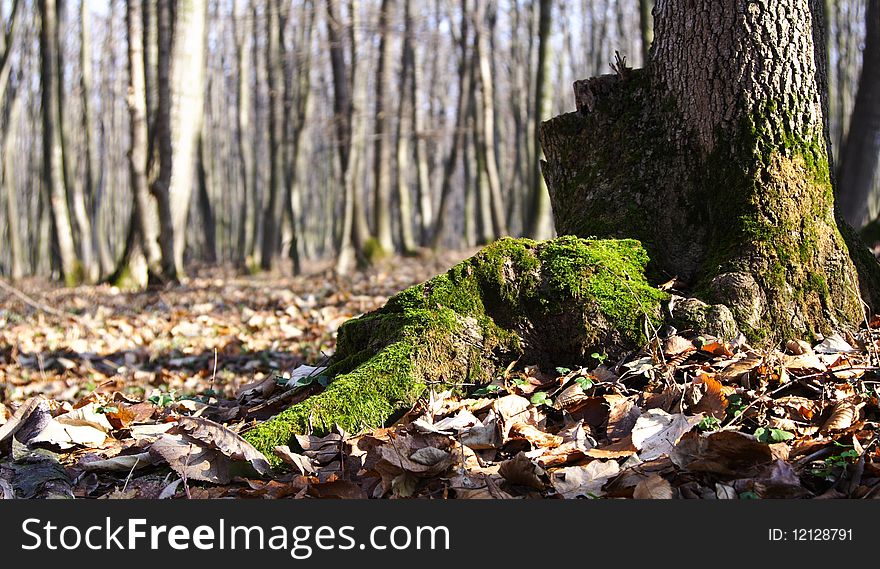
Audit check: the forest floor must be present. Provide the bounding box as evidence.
[2,250,880,499]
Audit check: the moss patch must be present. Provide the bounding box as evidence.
[243,236,666,463]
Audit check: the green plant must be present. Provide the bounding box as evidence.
[698,416,720,431]
[753,427,795,443]
[530,392,552,406]
[590,352,608,365]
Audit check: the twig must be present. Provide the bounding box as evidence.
[0,278,83,322]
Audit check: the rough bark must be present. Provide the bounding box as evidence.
[540,0,880,343]
[838,0,880,229]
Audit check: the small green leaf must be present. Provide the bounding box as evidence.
[530,392,551,406]
[555,367,572,375]
[575,377,594,390]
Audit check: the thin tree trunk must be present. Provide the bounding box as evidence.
[526,0,553,240]
[432,0,471,249]
[474,0,507,238]
[408,0,432,245]
[838,0,880,228]
[395,0,417,254]
[39,0,80,285]
[2,86,23,279]
[168,0,207,274]
[371,0,395,254]
[80,0,106,278]
[152,0,179,283]
[260,0,283,271]
[639,0,654,65]
[232,0,253,268]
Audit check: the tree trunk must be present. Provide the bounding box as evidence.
[474,0,507,239]
[39,0,80,286]
[838,0,880,229]
[152,0,179,283]
[526,0,553,240]
[408,0,432,246]
[325,0,357,275]
[232,0,253,269]
[638,0,654,65]
[541,0,880,343]
[168,0,207,275]
[260,0,283,271]
[80,0,105,278]
[196,134,217,264]
[371,0,395,255]
[2,88,23,280]
[395,0,417,255]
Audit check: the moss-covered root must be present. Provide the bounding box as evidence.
[243,236,667,462]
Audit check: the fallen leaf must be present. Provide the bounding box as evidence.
[551,460,619,498]
[498,452,545,490]
[821,400,859,432]
[273,446,317,474]
[175,416,270,475]
[632,474,674,499]
[631,409,702,460]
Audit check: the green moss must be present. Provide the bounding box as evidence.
[243,236,667,464]
[362,237,388,264]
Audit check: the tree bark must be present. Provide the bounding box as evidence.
[232,0,253,269]
[526,0,553,240]
[168,0,207,274]
[474,0,507,239]
[39,0,80,286]
[540,0,880,343]
[371,0,395,255]
[260,0,283,271]
[838,0,880,229]
[152,0,179,283]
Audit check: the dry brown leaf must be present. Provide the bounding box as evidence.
[691,372,727,420]
[273,446,317,475]
[507,422,563,448]
[498,452,545,490]
[175,416,270,475]
[821,400,859,432]
[664,335,695,356]
[605,395,641,440]
[632,474,674,499]
[551,460,619,498]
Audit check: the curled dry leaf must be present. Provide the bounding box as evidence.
[273,446,317,475]
[81,452,154,473]
[498,452,545,490]
[507,422,563,448]
[175,416,271,475]
[820,400,860,433]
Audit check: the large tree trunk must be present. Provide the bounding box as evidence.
[838,0,880,230]
[541,0,880,343]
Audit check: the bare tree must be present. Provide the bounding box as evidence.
[839,0,880,229]
[39,0,80,285]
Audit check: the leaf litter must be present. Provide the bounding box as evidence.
[3,258,880,499]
